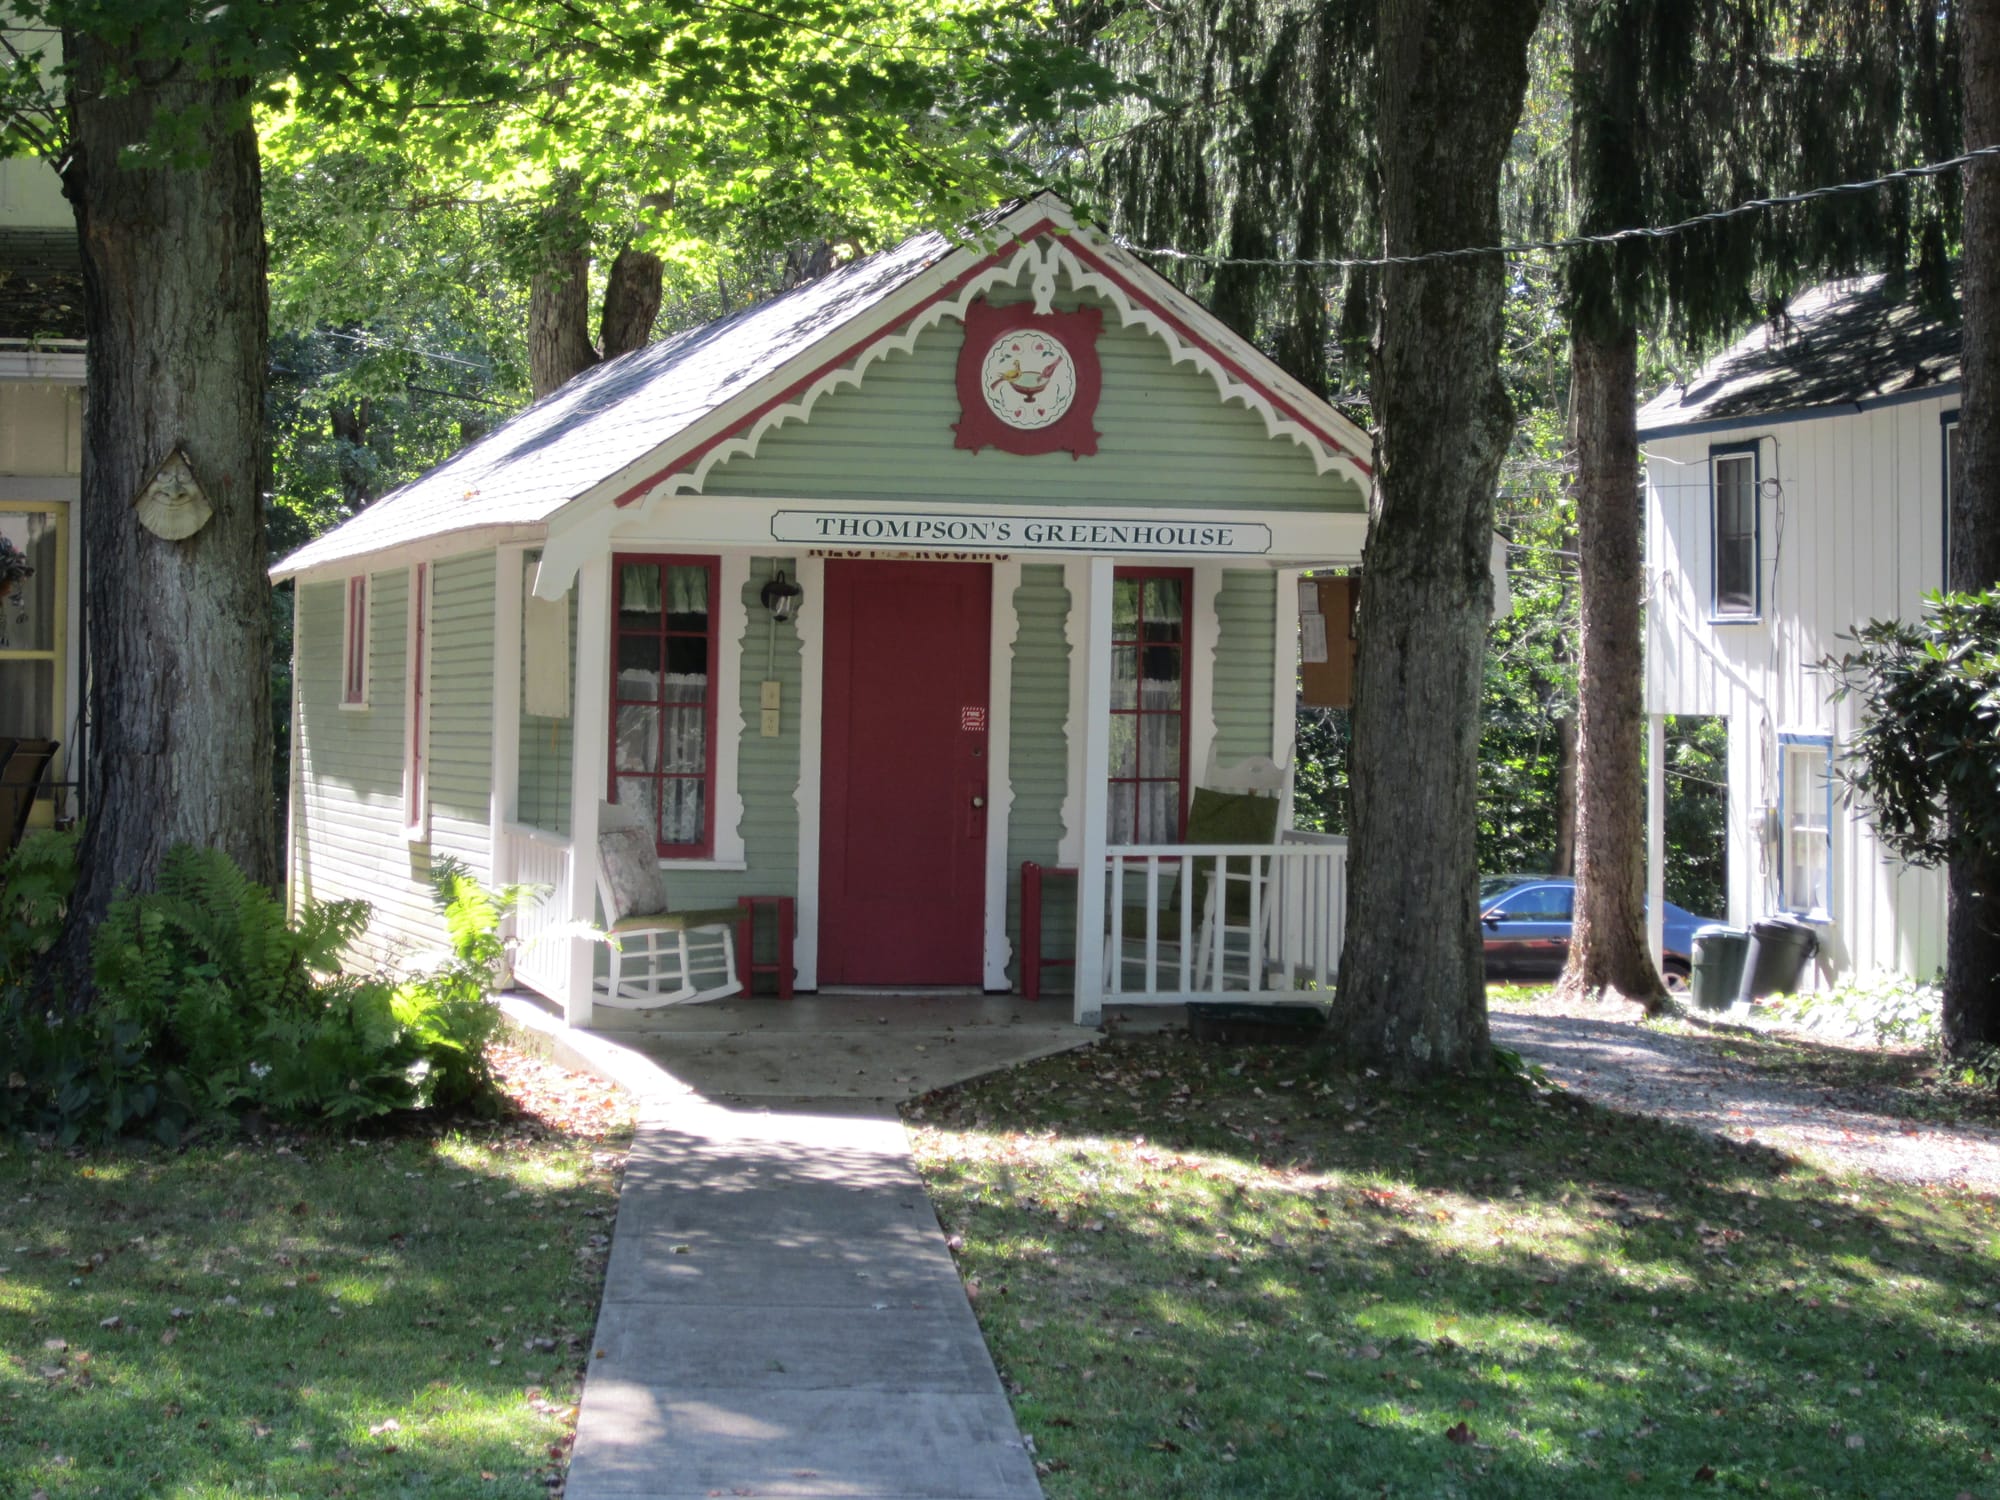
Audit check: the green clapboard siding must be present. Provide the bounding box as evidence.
[702,294,1363,514]
[1213,570,1276,764]
[1006,564,1073,992]
[295,554,496,972]
[517,553,576,836]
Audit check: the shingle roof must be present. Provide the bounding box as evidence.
[272,228,954,578]
[1637,274,1960,435]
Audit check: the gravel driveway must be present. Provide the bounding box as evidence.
[1490,1009,2000,1194]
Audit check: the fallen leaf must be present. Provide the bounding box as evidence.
[1695,1465,1717,1482]
[1445,1422,1475,1445]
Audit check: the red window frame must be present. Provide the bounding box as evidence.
[341,574,368,705]
[1108,566,1193,843]
[609,553,721,858]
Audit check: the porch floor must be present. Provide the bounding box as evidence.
[506,991,1179,1108]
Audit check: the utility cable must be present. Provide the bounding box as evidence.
[1112,144,2000,271]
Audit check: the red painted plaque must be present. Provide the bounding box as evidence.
[953,298,1103,459]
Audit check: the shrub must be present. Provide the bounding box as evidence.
[3,840,518,1140]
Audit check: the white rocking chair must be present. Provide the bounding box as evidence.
[594,801,742,1007]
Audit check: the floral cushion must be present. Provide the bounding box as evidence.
[598,814,669,922]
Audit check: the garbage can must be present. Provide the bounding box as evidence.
[1737,914,1820,1003]
[1690,924,1750,1011]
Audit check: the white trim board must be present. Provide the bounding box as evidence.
[792,554,828,991]
[984,560,1022,990]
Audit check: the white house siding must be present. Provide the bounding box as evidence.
[699,292,1365,515]
[1643,397,1951,982]
[294,552,496,971]
[0,382,82,475]
[1005,563,1073,990]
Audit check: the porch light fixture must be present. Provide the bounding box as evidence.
[760,569,804,623]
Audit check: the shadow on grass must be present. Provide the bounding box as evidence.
[911,1035,2000,1499]
[0,1113,623,1499]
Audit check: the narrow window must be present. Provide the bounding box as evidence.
[1711,447,1759,618]
[403,562,430,839]
[1944,411,1960,585]
[610,555,718,857]
[1108,567,1191,843]
[1780,736,1833,918]
[341,574,369,707]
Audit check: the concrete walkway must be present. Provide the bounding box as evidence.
[502,995,1089,1499]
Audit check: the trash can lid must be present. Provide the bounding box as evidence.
[1751,912,1818,935]
[1693,923,1746,939]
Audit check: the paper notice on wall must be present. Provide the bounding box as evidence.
[1299,610,1329,664]
[1297,579,1318,614]
[522,579,571,719]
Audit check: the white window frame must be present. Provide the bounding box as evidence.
[340,573,370,709]
[403,561,431,842]
[1779,733,1833,919]
[1943,410,1959,585]
[1710,445,1761,620]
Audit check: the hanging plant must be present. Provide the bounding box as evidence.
[0,535,33,600]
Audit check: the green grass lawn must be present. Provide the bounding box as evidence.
[0,1051,632,1499]
[910,1035,2000,1499]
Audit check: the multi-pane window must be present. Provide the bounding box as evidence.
[1108,568,1190,843]
[1712,448,1759,617]
[611,555,717,857]
[1781,736,1833,918]
[342,575,369,707]
[0,504,62,748]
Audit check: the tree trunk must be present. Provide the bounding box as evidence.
[1334,0,1543,1077]
[330,399,374,514]
[598,248,663,362]
[529,240,596,397]
[54,31,277,985]
[1555,321,1665,1009]
[1950,0,2000,1056]
[1551,709,1578,876]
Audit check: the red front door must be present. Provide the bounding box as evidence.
[819,560,991,986]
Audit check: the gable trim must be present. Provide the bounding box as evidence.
[597,214,1370,516]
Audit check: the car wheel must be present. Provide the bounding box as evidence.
[1662,962,1690,995]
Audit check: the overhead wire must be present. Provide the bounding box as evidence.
[1110,144,2000,271]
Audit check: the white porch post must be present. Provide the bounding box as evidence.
[1072,555,1115,1026]
[985,559,1021,991]
[1646,711,1667,975]
[1272,566,1301,829]
[490,546,526,885]
[564,554,612,1028]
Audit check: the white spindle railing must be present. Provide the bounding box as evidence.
[1100,833,1347,1003]
[501,822,573,1000]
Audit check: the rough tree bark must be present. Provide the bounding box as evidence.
[599,248,663,361]
[528,238,597,397]
[1334,0,1544,1076]
[54,30,277,977]
[1949,0,2000,1056]
[1555,322,1666,1009]
[1551,710,1578,876]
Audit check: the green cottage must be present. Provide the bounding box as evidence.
[273,197,1376,1027]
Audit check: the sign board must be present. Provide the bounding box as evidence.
[772,509,1272,556]
[1299,574,1359,709]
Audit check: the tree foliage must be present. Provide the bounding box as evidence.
[1829,591,2000,874]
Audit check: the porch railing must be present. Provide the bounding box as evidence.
[1099,831,1347,1004]
[499,821,573,999]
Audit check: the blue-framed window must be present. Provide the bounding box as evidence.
[1710,443,1761,619]
[1943,409,1959,586]
[1779,733,1833,918]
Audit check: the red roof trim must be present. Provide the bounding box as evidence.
[610,215,1368,507]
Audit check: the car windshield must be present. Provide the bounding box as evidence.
[1479,875,1523,901]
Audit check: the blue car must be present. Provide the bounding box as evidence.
[1479,875,1712,990]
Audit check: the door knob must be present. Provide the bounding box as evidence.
[971,796,985,808]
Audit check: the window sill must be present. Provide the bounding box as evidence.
[339,701,370,712]
[657,858,747,873]
[1707,614,1763,626]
